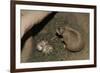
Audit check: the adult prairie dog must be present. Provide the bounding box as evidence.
[56,26,84,52]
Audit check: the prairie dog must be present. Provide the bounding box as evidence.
[56,26,84,52]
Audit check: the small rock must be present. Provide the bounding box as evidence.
[36,40,53,54]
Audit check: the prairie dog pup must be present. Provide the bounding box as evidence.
[56,26,84,52]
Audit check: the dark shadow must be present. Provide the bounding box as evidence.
[55,33,63,38]
[21,12,57,51]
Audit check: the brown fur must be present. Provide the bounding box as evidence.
[56,26,84,52]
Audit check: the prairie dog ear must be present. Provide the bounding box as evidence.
[56,27,65,35]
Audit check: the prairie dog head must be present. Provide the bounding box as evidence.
[56,27,65,36]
